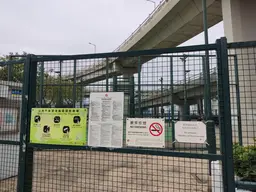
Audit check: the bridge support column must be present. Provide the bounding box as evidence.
[222,0,256,145]
[222,0,256,43]
[179,104,190,121]
[153,107,159,118]
[197,99,204,119]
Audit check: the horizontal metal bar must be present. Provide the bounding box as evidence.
[37,83,206,87]
[28,143,222,160]
[228,41,256,49]
[0,175,17,182]
[143,54,217,58]
[0,59,25,66]
[32,44,218,62]
[236,180,256,191]
[0,140,20,145]
[9,55,27,58]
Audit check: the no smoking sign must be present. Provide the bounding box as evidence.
[149,122,163,136]
[126,118,165,148]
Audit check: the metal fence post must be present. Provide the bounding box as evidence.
[129,75,135,117]
[39,62,44,107]
[58,60,62,106]
[73,59,77,107]
[80,84,83,108]
[206,120,216,154]
[202,56,217,175]
[180,55,189,121]
[17,55,37,192]
[113,76,117,92]
[138,56,142,117]
[106,58,109,92]
[216,37,235,192]
[233,55,242,145]
[160,77,164,118]
[170,57,175,149]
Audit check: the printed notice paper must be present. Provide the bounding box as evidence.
[88,92,124,148]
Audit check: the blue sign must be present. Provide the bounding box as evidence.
[11,89,22,96]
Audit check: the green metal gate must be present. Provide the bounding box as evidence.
[2,37,256,191]
[0,58,25,192]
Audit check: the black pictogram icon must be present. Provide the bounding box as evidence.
[54,116,61,123]
[63,126,70,134]
[73,116,81,124]
[34,115,41,123]
[43,125,50,133]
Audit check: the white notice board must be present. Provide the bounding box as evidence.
[88,92,124,148]
[126,118,165,148]
[174,121,207,144]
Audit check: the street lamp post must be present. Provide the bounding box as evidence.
[159,77,164,118]
[180,55,190,121]
[146,0,156,9]
[89,42,96,53]
[55,60,62,107]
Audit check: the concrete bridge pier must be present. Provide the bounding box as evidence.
[153,106,159,117]
[179,104,190,121]
[197,99,204,118]
[222,0,256,145]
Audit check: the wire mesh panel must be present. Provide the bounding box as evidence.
[31,150,212,192]
[22,44,226,192]
[227,41,256,191]
[0,60,24,192]
[1,40,241,192]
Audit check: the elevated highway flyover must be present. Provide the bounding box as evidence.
[66,0,222,84]
[135,67,217,109]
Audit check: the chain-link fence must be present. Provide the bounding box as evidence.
[228,41,256,191]
[0,59,24,192]
[2,38,256,191]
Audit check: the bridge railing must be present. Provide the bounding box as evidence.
[175,67,217,86]
[137,67,217,94]
[113,0,168,52]
[135,67,218,102]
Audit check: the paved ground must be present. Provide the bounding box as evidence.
[0,150,211,192]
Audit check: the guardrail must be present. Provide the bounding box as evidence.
[113,0,168,52]
[134,67,218,102]
[135,67,217,93]
[175,67,217,86]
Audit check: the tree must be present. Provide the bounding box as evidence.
[0,53,82,107]
[36,70,82,107]
[0,52,27,82]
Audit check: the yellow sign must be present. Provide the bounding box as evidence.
[30,108,87,146]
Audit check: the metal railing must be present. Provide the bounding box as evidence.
[135,67,217,98]
[113,0,168,52]
[174,67,217,86]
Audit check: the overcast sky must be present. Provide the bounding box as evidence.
[0,0,224,56]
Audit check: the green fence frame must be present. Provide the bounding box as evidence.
[3,37,256,191]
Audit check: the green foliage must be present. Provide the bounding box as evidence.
[36,65,82,107]
[0,63,24,82]
[233,141,256,182]
[1,53,82,107]
[0,52,26,82]
[37,74,82,107]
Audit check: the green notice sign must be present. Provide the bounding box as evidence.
[30,108,87,146]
